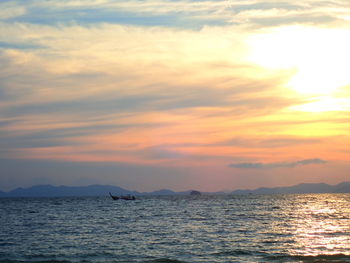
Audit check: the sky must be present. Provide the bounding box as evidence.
[1,0,350,192]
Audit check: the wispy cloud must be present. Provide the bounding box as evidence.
[0,2,26,19]
[1,0,350,191]
[2,0,348,29]
[229,158,327,169]
[218,136,321,148]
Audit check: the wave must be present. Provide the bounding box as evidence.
[212,249,256,256]
[145,258,188,263]
[266,253,350,262]
[212,250,350,262]
[0,259,188,263]
[1,254,350,263]
[0,261,71,263]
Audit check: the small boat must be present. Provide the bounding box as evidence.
[120,195,136,200]
[109,192,135,200]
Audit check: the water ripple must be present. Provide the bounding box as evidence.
[1,194,350,262]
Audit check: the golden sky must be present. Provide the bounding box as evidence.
[1,0,350,191]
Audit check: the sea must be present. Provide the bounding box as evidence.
[1,194,350,263]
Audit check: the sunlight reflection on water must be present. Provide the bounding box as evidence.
[291,195,350,256]
[0,194,350,262]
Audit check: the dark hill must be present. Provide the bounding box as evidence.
[232,182,350,195]
[5,184,138,197]
[1,184,193,197]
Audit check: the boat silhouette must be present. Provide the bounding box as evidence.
[109,192,135,200]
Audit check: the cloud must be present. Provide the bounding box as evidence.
[1,0,233,29]
[1,0,350,193]
[229,158,327,169]
[0,21,297,123]
[2,0,347,30]
[218,136,321,148]
[0,2,26,20]
[140,146,185,160]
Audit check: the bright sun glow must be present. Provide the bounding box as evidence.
[246,26,350,96]
[290,96,350,112]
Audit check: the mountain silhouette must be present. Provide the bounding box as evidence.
[232,182,350,195]
[2,184,138,197]
[1,182,350,197]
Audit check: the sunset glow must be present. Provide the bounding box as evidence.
[1,0,350,192]
[247,26,350,95]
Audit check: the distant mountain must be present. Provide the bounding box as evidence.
[3,184,139,197]
[232,182,350,195]
[2,182,350,197]
[0,184,200,197]
[334,182,350,192]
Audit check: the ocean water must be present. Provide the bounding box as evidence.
[1,194,350,263]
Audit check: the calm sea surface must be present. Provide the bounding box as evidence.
[1,194,350,263]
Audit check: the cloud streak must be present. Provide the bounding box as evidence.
[1,0,350,191]
[229,158,327,169]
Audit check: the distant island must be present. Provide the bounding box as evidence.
[0,184,178,198]
[0,184,218,198]
[0,182,349,197]
[232,182,350,195]
[190,190,201,196]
